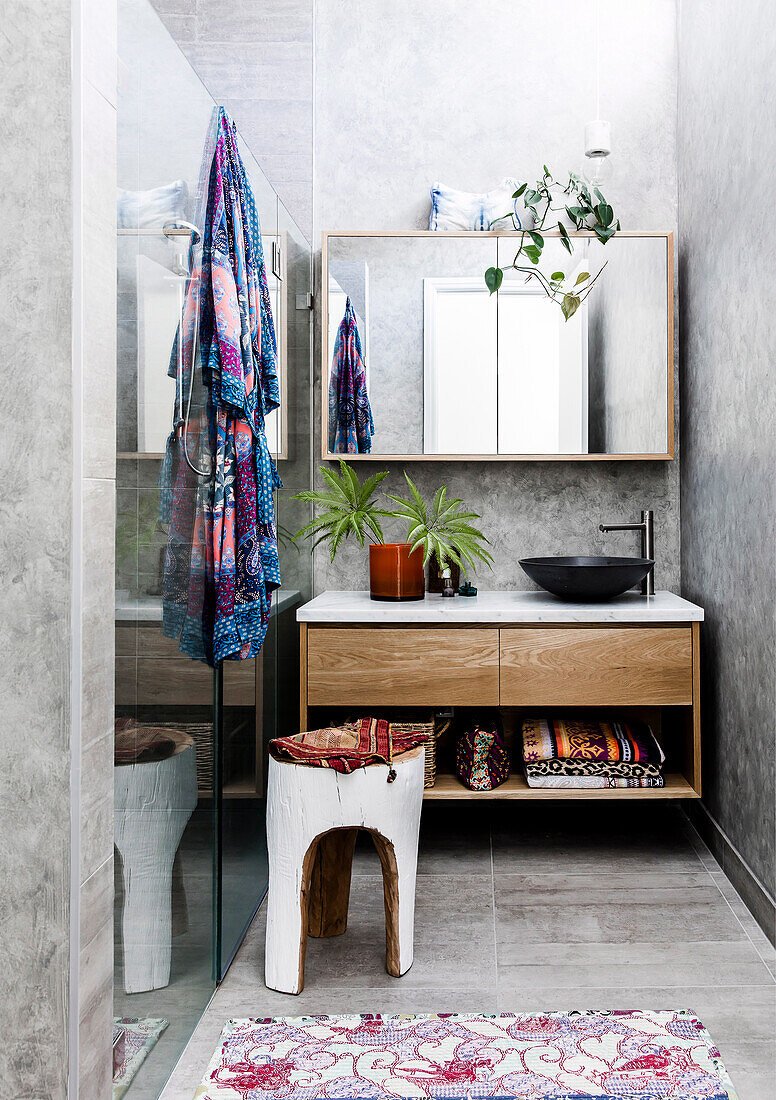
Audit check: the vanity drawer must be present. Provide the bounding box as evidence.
[306,626,500,707]
[499,626,693,706]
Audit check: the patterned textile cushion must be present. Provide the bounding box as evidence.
[269,717,430,774]
[525,772,665,789]
[521,716,665,765]
[526,757,663,779]
[456,718,510,790]
[429,179,529,231]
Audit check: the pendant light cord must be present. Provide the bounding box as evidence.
[596,0,601,118]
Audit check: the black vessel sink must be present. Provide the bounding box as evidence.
[519,555,655,602]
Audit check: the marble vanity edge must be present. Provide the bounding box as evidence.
[297,590,704,624]
[115,588,304,623]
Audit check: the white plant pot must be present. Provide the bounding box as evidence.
[511,204,536,231]
[547,186,579,233]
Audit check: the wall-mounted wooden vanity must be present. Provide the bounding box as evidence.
[298,590,703,800]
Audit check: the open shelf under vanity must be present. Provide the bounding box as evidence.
[423,772,698,800]
[297,591,704,802]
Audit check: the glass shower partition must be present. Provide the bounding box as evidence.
[274,197,315,741]
[114,0,312,1094]
[216,164,278,979]
[218,191,314,978]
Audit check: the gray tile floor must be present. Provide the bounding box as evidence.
[159,802,776,1100]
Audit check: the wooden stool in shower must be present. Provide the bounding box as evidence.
[264,748,424,994]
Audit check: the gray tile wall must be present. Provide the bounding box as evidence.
[149,0,314,239]
[0,3,74,1096]
[678,0,776,918]
[312,0,680,593]
[79,0,118,1095]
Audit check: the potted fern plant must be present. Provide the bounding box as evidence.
[291,460,425,601]
[387,474,494,594]
[293,463,493,600]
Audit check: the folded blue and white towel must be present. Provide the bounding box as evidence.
[429,178,530,231]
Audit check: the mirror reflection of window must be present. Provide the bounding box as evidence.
[497,286,588,455]
[423,278,497,454]
[423,279,587,455]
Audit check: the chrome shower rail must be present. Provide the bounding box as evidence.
[117,228,194,236]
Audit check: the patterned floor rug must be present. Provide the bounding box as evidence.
[194,1011,738,1099]
[113,1016,168,1099]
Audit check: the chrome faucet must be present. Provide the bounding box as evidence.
[599,510,655,596]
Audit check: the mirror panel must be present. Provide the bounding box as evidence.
[326,235,497,455]
[323,232,673,460]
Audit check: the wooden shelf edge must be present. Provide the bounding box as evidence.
[423,773,700,800]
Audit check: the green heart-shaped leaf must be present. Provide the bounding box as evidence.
[562,294,581,321]
[595,202,614,227]
[484,266,503,294]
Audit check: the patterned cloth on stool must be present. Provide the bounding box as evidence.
[264,741,425,995]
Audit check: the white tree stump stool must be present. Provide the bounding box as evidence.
[114,734,197,994]
[265,747,424,994]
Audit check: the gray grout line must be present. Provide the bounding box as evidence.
[489,822,499,999]
[678,814,776,977]
[678,812,725,873]
[707,875,776,983]
[489,869,713,879]
[401,863,718,878]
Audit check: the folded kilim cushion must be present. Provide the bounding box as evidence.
[521,717,665,765]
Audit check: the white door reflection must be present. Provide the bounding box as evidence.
[497,285,587,454]
[423,278,497,454]
[424,278,587,455]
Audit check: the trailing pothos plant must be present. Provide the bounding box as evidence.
[386,473,493,575]
[485,165,620,320]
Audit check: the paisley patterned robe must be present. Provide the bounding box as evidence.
[161,108,280,666]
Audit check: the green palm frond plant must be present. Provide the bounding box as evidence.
[291,459,388,561]
[386,473,494,576]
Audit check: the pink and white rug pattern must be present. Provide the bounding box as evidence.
[194,1010,738,1099]
[113,1016,168,1099]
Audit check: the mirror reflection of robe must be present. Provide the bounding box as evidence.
[328,297,374,453]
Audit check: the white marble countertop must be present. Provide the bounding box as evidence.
[297,590,704,624]
[116,588,302,623]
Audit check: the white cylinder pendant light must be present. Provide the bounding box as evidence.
[582,0,612,190]
[585,119,611,159]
